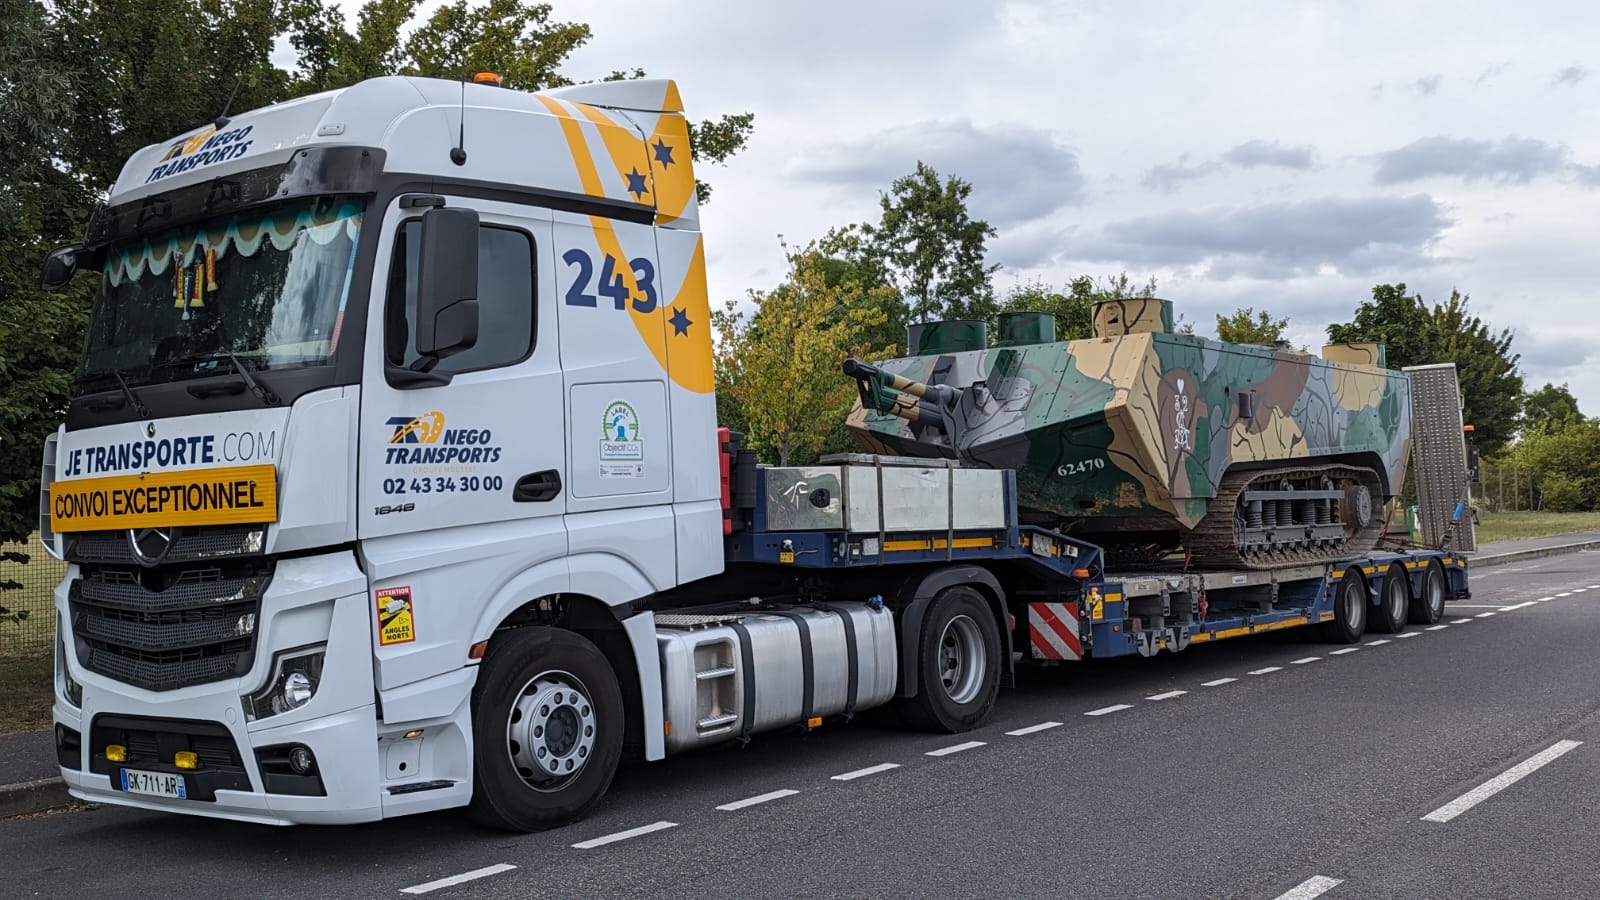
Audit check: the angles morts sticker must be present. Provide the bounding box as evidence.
[375,586,415,646]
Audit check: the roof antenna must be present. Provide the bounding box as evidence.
[214,71,245,130]
[450,76,468,166]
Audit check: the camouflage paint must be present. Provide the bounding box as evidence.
[847,328,1412,533]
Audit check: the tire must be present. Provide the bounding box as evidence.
[1369,564,1410,634]
[1321,567,1368,643]
[1409,559,1449,625]
[469,627,625,832]
[896,586,1001,733]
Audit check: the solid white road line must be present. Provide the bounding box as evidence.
[832,763,900,781]
[1146,690,1187,700]
[1202,677,1239,686]
[1085,704,1133,716]
[1421,740,1585,824]
[1249,666,1283,675]
[926,741,986,757]
[1006,721,1063,736]
[716,789,799,811]
[1273,875,1344,900]
[1475,612,1497,618]
[1366,639,1391,646]
[1291,657,1321,664]
[1426,624,1449,631]
[401,864,518,894]
[571,821,679,850]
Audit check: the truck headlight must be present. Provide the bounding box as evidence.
[244,645,326,721]
[57,632,82,708]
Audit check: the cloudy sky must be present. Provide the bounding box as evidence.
[342,0,1600,411]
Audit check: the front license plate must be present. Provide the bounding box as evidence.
[120,768,187,799]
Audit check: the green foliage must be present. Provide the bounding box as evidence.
[687,113,755,204]
[1512,416,1600,511]
[1329,284,1523,454]
[1215,307,1288,345]
[998,273,1158,341]
[1520,382,1582,434]
[864,162,998,323]
[713,241,893,466]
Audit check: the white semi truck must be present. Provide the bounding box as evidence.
[37,74,1468,831]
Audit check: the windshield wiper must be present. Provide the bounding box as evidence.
[221,351,280,406]
[77,369,152,418]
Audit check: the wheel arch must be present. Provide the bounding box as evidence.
[891,565,1011,700]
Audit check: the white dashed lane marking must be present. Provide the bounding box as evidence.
[1146,690,1187,701]
[716,789,799,811]
[1202,677,1238,687]
[1426,624,1449,631]
[1291,657,1321,664]
[1367,639,1392,645]
[1273,875,1343,900]
[831,763,899,782]
[400,864,517,895]
[1006,721,1062,736]
[1085,704,1133,716]
[1476,612,1497,618]
[571,821,678,850]
[1397,632,1421,639]
[1421,740,1584,824]
[1330,647,1361,655]
[926,741,985,757]
[1249,666,1283,675]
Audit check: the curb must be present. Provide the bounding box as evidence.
[1467,539,1600,570]
[1,539,1596,821]
[0,776,72,819]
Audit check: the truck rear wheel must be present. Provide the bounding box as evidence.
[1369,564,1410,634]
[469,627,624,832]
[1409,559,1448,624]
[897,586,1000,733]
[1320,568,1368,643]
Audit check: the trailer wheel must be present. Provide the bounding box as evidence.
[1409,559,1448,625]
[1369,564,1410,634]
[1321,568,1368,643]
[897,586,1001,733]
[469,627,624,832]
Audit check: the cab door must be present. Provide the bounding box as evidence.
[356,196,566,684]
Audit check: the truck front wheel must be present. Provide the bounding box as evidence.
[897,586,1001,733]
[469,627,624,832]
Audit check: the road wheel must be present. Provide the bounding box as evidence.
[1369,564,1410,634]
[1321,567,1368,643]
[1409,559,1449,624]
[896,586,1001,733]
[469,627,624,832]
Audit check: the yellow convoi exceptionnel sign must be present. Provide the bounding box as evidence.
[49,464,277,533]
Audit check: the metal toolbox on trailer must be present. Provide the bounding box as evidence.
[761,454,1009,533]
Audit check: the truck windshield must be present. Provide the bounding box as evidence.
[79,197,363,387]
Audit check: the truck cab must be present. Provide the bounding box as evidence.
[42,75,722,828]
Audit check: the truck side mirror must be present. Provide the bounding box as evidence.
[413,207,480,370]
[41,244,82,290]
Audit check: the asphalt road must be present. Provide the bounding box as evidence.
[5,552,1598,899]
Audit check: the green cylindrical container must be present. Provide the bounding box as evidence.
[994,312,1057,347]
[906,320,987,355]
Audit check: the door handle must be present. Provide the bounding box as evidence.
[513,469,562,502]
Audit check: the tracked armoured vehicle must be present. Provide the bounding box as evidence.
[844,299,1412,569]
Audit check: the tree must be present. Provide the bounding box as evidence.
[1215,307,1288,345]
[1328,284,1523,454]
[865,162,998,323]
[713,241,893,466]
[1513,417,1600,511]
[1520,383,1583,434]
[998,273,1159,341]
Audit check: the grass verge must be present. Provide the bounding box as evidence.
[0,655,54,736]
[1475,510,1600,544]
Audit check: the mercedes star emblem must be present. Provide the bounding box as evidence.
[129,527,173,566]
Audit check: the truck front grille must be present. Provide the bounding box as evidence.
[68,555,270,692]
